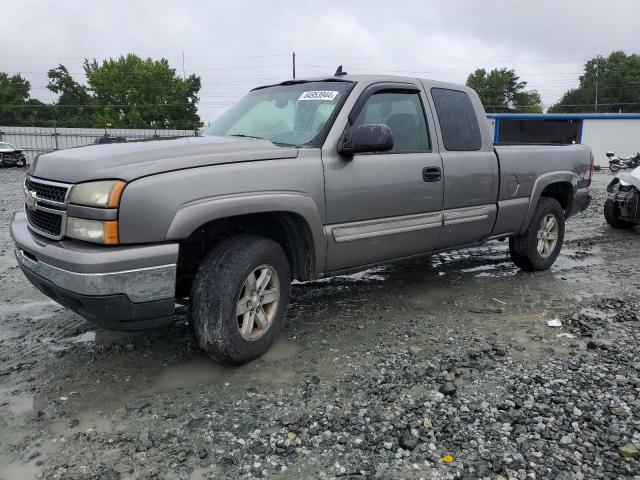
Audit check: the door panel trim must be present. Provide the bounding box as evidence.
[330,212,442,243]
[443,207,490,226]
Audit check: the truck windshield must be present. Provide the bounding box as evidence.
[203,81,354,147]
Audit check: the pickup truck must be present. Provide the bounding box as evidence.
[11,74,593,364]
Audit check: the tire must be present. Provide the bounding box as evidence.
[604,198,635,229]
[610,162,621,173]
[191,235,291,365]
[509,198,565,271]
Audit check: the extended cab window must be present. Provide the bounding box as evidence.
[352,92,430,153]
[431,88,482,151]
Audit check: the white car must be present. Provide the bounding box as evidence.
[0,142,27,167]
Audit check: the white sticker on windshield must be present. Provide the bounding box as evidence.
[298,90,339,101]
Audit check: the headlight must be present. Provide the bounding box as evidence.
[69,180,126,208]
[66,217,119,244]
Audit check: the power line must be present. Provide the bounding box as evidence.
[3,64,291,75]
[300,64,584,76]
[295,53,587,64]
[0,53,291,60]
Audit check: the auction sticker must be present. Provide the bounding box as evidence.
[298,90,339,101]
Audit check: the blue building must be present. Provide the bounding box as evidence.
[487,113,640,166]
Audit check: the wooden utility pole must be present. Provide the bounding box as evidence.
[292,52,296,79]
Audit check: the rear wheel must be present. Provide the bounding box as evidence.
[191,235,291,365]
[509,198,565,271]
[604,198,635,229]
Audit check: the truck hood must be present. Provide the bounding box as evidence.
[30,135,299,183]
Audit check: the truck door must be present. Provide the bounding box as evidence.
[322,83,444,271]
[428,87,498,248]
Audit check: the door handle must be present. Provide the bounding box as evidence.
[422,166,442,182]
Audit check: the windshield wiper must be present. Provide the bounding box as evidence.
[229,134,297,148]
[229,134,267,140]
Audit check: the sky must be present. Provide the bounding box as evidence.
[2,0,639,121]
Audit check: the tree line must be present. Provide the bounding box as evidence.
[468,51,640,114]
[0,54,201,129]
[1,51,639,128]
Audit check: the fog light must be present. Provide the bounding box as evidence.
[66,217,119,244]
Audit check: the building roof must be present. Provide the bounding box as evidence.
[487,113,640,120]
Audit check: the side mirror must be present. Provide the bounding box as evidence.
[606,151,615,158]
[338,124,393,156]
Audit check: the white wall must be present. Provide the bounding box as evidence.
[581,119,640,166]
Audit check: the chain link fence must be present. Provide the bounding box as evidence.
[0,126,198,164]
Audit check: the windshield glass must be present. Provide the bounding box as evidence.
[203,81,354,147]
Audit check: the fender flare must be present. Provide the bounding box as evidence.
[518,171,578,234]
[166,191,327,274]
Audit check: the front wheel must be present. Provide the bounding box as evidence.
[509,198,565,271]
[604,198,635,229]
[191,235,291,365]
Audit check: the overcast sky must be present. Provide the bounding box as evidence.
[2,0,639,120]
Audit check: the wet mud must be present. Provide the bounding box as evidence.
[1,168,639,479]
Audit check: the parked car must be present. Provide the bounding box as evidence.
[93,134,127,145]
[11,74,594,364]
[0,142,27,167]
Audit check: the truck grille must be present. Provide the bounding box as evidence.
[25,177,69,203]
[26,207,63,237]
[24,176,72,240]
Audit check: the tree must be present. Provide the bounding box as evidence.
[47,65,93,127]
[0,72,32,125]
[466,68,543,113]
[549,51,640,113]
[83,54,201,129]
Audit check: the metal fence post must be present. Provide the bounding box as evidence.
[53,121,59,150]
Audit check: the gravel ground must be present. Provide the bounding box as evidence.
[1,167,639,479]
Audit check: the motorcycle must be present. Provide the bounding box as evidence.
[604,164,640,229]
[606,151,640,172]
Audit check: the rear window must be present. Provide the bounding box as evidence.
[431,88,482,151]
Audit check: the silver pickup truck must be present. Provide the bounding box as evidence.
[11,74,593,364]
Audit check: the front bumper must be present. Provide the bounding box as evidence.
[11,212,179,330]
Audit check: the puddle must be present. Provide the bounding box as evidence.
[0,459,41,480]
[67,331,97,343]
[49,411,113,436]
[462,261,518,278]
[152,355,227,391]
[296,267,386,285]
[260,339,303,362]
[94,330,140,344]
[60,329,137,347]
[0,386,33,414]
[0,300,58,315]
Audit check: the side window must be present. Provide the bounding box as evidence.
[431,88,482,151]
[352,92,430,153]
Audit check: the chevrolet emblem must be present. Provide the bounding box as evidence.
[25,190,38,211]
